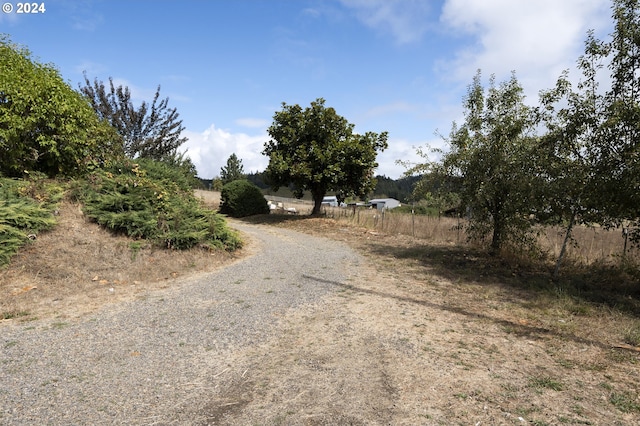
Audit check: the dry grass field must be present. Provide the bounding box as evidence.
[324,206,639,267]
[195,187,638,266]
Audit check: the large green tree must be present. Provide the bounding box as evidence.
[435,71,540,253]
[263,98,388,215]
[79,75,187,161]
[592,0,640,235]
[539,0,640,269]
[537,37,606,278]
[0,37,120,177]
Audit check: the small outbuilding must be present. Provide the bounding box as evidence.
[369,198,401,210]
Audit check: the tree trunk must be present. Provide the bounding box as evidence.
[311,190,325,216]
[490,222,502,255]
[553,210,576,281]
[489,199,503,255]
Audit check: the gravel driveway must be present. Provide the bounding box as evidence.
[0,221,361,425]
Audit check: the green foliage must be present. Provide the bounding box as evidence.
[536,1,640,276]
[135,157,199,192]
[79,74,187,160]
[394,204,439,216]
[434,71,540,254]
[588,0,640,238]
[219,179,270,218]
[211,177,223,191]
[245,171,270,189]
[0,36,121,177]
[220,153,245,184]
[77,159,241,250]
[0,176,60,265]
[263,98,388,215]
[157,150,201,188]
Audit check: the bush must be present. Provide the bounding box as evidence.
[0,176,61,265]
[219,180,270,218]
[76,159,241,250]
[0,36,122,178]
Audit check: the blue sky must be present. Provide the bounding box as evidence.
[2,0,613,179]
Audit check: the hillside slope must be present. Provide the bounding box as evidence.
[0,200,242,321]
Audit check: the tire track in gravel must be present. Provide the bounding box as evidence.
[0,221,362,425]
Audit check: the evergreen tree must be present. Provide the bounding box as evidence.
[220,153,245,184]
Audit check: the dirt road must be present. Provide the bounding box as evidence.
[0,221,361,424]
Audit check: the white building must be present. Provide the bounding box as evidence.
[369,198,401,210]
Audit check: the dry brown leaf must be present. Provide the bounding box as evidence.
[11,285,37,296]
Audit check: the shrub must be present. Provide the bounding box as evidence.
[0,36,122,178]
[219,180,270,218]
[0,176,61,265]
[78,159,241,250]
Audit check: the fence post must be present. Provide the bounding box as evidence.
[412,202,415,238]
[381,208,385,230]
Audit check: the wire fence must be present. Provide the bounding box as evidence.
[321,205,639,265]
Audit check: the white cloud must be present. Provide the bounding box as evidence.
[182,124,268,179]
[235,118,270,129]
[376,138,416,178]
[440,0,612,97]
[340,0,435,44]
